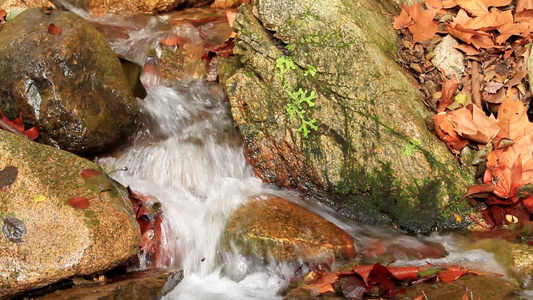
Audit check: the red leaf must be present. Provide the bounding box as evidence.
[48,24,62,35]
[67,196,90,209]
[80,169,102,181]
[462,184,494,199]
[0,10,6,22]
[386,266,421,281]
[300,273,339,295]
[438,266,468,283]
[23,125,40,140]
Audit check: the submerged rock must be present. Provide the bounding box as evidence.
[0,130,140,298]
[224,195,356,262]
[36,269,182,300]
[0,8,139,154]
[219,1,474,233]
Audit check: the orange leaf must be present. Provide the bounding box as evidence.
[438,267,469,283]
[456,0,488,17]
[393,5,414,29]
[160,34,183,47]
[515,10,533,27]
[453,43,482,55]
[496,22,531,44]
[434,113,470,153]
[447,105,500,144]
[425,0,458,9]
[463,10,513,30]
[494,97,532,144]
[517,0,533,12]
[48,23,62,35]
[226,10,237,28]
[300,273,339,295]
[405,3,439,43]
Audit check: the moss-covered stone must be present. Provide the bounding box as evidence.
[0,130,140,298]
[0,8,139,154]
[219,1,475,233]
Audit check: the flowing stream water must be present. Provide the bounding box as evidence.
[54,4,513,298]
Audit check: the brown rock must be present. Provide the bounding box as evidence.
[0,130,140,298]
[36,269,183,300]
[224,195,356,262]
[0,9,139,154]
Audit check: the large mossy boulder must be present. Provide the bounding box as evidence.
[0,131,140,298]
[224,195,356,262]
[219,1,475,233]
[0,8,139,154]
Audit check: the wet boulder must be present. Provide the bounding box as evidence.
[223,195,356,262]
[0,8,139,154]
[218,1,475,233]
[36,269,182,300]
[0,130,140,298]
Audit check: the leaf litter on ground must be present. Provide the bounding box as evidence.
[393,0,533,238]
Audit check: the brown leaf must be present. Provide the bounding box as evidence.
[48,23,62,35]
[505,70,529,87]
[0,166,18,188]
[81,169,102,181]
[67,196,90,209]
[437,72,459,112]
[485,81,504,94]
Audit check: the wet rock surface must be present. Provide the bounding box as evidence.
[0,130,140,298]
[35,269,182,300]
[224,195,356,262]
[0,8,139,154]
[218,1,474,233]
[52,0,205,16]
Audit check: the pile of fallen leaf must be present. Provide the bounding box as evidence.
[296,262,493,299]
[394,0,533,237]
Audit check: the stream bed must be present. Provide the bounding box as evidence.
[51,3,530,299]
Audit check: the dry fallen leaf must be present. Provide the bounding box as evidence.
[447,104,500,144]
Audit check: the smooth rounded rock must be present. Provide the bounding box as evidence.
[224,195,356,262]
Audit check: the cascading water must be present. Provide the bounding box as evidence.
[52,4,513,298]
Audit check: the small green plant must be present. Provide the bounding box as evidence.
[304,65,317,77]
[276,55,296,78]
[404,139,421,157]
[276,55,318,138]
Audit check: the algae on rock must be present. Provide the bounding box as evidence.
[0,130,140,297]
[219,1,475,233]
